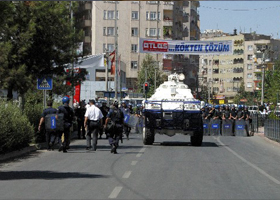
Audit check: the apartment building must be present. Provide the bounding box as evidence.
[199,30,280,103]
[79,1,200,92]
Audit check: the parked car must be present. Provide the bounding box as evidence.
[248,105,258,114]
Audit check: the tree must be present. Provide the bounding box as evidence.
[233,81,254,105]
[265,61,280,105]
[0,2,84,101]
[137,55,165,98]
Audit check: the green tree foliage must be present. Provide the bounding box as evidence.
[137,55,165,98]
[265,61,280,105]
[0,2,85,100]
[233,81,254,105]
[0,102,34,154]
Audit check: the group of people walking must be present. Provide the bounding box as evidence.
[39,97,142,154]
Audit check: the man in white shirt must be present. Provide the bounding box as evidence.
[84,99,103,151]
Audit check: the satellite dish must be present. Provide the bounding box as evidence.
[179,73,185,81]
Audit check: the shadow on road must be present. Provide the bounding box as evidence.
[0,170,109,180]
[153,141,220,147]
[69,145,144,150]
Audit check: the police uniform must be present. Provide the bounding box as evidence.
[41,107,57,150]
[57,105,74,152]
[74,105,86,139]
[99,104,109,138]
[106,106,124,153]
[230,107,237,134]
[121,105,131,140]
[84,104,104,151]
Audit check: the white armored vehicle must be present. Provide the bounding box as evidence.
[143,73,203,146]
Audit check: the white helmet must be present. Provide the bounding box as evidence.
[113,99,119,106]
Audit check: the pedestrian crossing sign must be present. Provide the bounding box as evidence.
[37,77,53,90]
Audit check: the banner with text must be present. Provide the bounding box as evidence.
[139,38,233,55]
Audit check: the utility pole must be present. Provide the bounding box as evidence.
[70,1,74,108]
[114,1,118,100]
[105,49,109,92]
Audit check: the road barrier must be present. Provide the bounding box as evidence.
[203,119,210,136]
[234,119,247,136]
[264,119,280,142]
[210,119,221,136]
[222,119,234,136]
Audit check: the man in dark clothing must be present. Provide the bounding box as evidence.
[230,105,237,134]
[222,105,231,120]
[38,100,57,151]
[237,105,244,121]
[244,106,251,136]
[121,100,131,140]
[105,99,124,154]
[74,102,86,139]
[56,96,74,153]
[128,103,134,114]
[205,105,214,120]
[99,101,109,139]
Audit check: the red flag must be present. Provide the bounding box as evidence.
[118,54,121,76]
[110,50,116,75]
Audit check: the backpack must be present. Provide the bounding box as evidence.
[45,113,64,132]
[111,108,123,124]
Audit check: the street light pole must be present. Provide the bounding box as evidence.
[114,1,118,99]
[261,64,265,106]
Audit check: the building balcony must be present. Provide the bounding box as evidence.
[163,19,173,26]
[183,1,189,7]
[182,13,189,23]
[84,36,91,43]
[163,1,174,9]
[84,2,92,10]
[83,20,91,27]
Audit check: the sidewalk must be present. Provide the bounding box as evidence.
[0,131,79,163]
[255,126,264,136]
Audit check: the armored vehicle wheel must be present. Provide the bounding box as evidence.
[143,127,154,145]
[191,131,203,146]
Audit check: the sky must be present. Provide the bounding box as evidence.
[199,1,280,39]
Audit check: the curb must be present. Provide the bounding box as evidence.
[0,145,37,162]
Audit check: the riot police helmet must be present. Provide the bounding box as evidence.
[62,96,70,104]
[215,105,220,109]
[113,99,119,107]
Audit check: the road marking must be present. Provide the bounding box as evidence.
[122,171,132,179]
[108,186,123,199]
[131,161,138,165]
[136,148,146,157]
[216,137,280,185]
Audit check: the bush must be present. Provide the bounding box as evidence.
[0,102,34,154]
[23,90,45,143]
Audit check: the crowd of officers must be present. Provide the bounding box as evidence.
[201,104,252,135]
[39,97,144,154]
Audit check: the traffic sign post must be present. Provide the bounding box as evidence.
[37,77,53,109]
[37,77,53,90]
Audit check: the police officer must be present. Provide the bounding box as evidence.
[230,105,237,134]
[128,103,134,114]
[38,100,57,151]
[99,101,109,139]
[84,99,104,151]
[74,101,86,139]
[222,105,231,120]
[244,105,251,136]
[205,105,214,120]
[105,99,124,154]
[237,105,244,121]
[56,96,74,153]
[212,105,221,120]
[121,100,131,140]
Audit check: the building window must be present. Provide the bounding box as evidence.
[107,27,115,36]
[131,61,138,69]
[131,27,138,36]
[107,11,115,19]
[247,64,252,70]
[248,45,253,51]
[149,28,157,36]
[147,1,158,4]
[131,1,139,3]
[132,11,139,20]
[150,12,157,20]
[131,44,138,53]
[107,44,115,52]
[146,11,160,20]
[103,27,106,36]
[105,10,119,20]
[247,55,253,60]
[247,73,253,79]
[247,82,252,88]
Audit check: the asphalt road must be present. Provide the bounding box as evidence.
[1,131,280,199]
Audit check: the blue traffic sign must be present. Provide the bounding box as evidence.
[37,77,53,90]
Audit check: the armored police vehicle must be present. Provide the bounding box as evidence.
[143,73,203,146]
